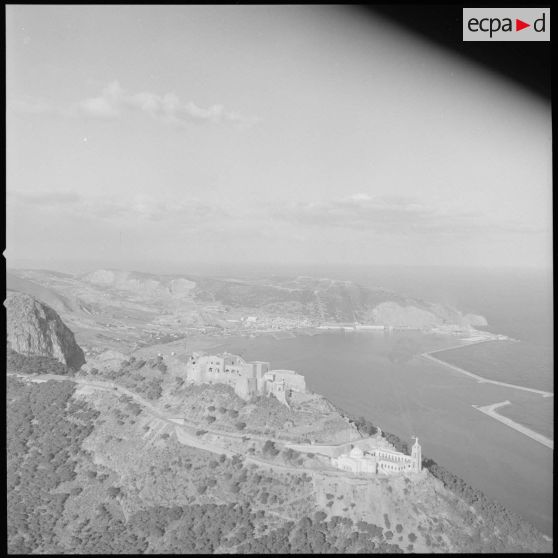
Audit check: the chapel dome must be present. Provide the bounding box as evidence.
[349,446,364,458]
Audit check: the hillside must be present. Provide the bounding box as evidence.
[6,346,552,553]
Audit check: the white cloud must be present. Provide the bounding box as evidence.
[10,81,258,128]
[270,194,545,237]
[78,96,120,119]
[348,193,372,202]
[75,81,257,127]
[8,189,228,226]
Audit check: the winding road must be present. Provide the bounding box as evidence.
[7,372,378,480]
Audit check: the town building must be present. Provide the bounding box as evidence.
[185,352,306,404]
[331,437,422,475]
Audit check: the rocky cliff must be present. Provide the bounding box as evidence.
[5,291,86,370]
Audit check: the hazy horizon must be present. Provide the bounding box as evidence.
[5,260,553,276]
[6,5,552,271]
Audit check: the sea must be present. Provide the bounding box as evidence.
[211,265,553,536]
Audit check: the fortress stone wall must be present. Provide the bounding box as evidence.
[186,352,306,405]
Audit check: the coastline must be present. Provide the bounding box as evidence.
[129,325,553,534]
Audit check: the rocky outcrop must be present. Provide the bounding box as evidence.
[5,291,86,370]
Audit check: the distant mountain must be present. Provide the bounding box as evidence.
[81,269,196,298]
[5,291,86,370]
[191,274,487,328]
[10,268,487,327]
[5,268,488,355]
[6,272,75,314]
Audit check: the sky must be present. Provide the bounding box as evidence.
[5,5,552,273]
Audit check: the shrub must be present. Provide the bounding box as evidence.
[145,380,163,400]
[150,525,164,538]
[283,448,297,461]
[108,486,121,498]
[383,514,391,529]
[262,440,279,457]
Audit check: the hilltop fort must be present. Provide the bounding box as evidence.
[186,351,306,405]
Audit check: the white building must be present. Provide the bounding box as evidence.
[185,352,306,404]
[332,437,422,475]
